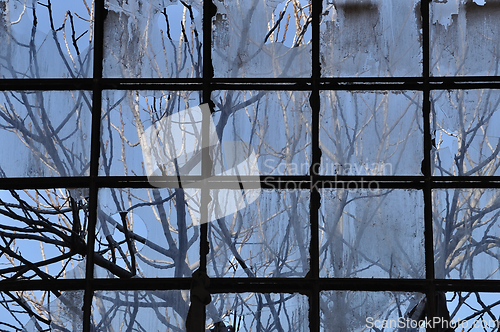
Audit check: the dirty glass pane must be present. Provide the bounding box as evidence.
[0,0,94,78]
[434,189,500,279]
[432,90,500,176]
[97,188,199,278]
[446,291,500,331]
[321,0,422,77]
[208,293,309,332]
[101,90,311,176]
[92,290,188,331]
[0,91,92,178]
[320,291,426,331]
[0,189,87,281]
[431,0,500,76]
[212,0,312,78]
[1,290,84,332]
[100,90,202,176]
[211,90,312,176]
[104,0,202,78]
[320,91,423,176]
[320,189,425,278]
[208,189,310,278]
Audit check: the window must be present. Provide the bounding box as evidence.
[1,0,500,331]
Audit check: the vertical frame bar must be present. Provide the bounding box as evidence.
[83,0,105,331]
[309,0,322,331]
[202,0,215,273]
[7,0,500,330]
[421,0,437,329]
[193,0,216,331]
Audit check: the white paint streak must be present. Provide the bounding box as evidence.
[432,0,460,27]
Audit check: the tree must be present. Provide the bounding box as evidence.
[1,0,500,331]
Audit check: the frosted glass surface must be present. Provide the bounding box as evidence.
[321,0,422,77]
[209,293,309,332]
[432,90,500,176]
[211,90,312,176]
[320,91,423,176]
[208,189,310,277]
[0,91,92,177]
[104,0,203,78]
[431,0,500,76]
[93,291,308,332]
[320,189,425,278]
[212,0,312,78]
[434,189,500,279]
[321,291,426,331]
[0,0,94,78]
[92,290,188,331]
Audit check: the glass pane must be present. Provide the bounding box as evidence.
[321,0,422,77]
[212,0,311,78]
[92,290,187,331]
[447,291,500,331]
[432,90,500,176]
[100,90,202,176]
[434,189,500,279]
[101,90,311,177]
[0,0,94,79]
[320,189,425,278]
[208,189,310,277]
[208,293,309,332]
[0,189,87,281]
[0,91,92,177]
[212,90,312,176]
[321,291,426,331]
[1,290,84,332]
[320,91,423,176]
[104,0,203,78]
[431,1,500,76]
[97,188,199,278]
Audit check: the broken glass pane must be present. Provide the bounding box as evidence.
[0,189,87,281]
[0,291,46,332]
[1,290,84,332]
[446,291,500,331]
[321,0,422,77]
[0,91,92,177]
[92,290,188,331]
[212,0,312,78]
[320,91,423,176]
[321,291,426,331]
[0,0,94,78]
[431,0,500,76]
[208,189,310,278]
[97,188,199,278]
[432,89,500,176]
[208,293,309,332]
[434,189,500,279]
[104,0,203,78]
[320,189,425,278]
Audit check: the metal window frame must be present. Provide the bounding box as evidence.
[2,0,500,331]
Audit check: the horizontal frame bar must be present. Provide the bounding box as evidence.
[2,176,500,190]
[3,278,500,293]
[3,78,500,91]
